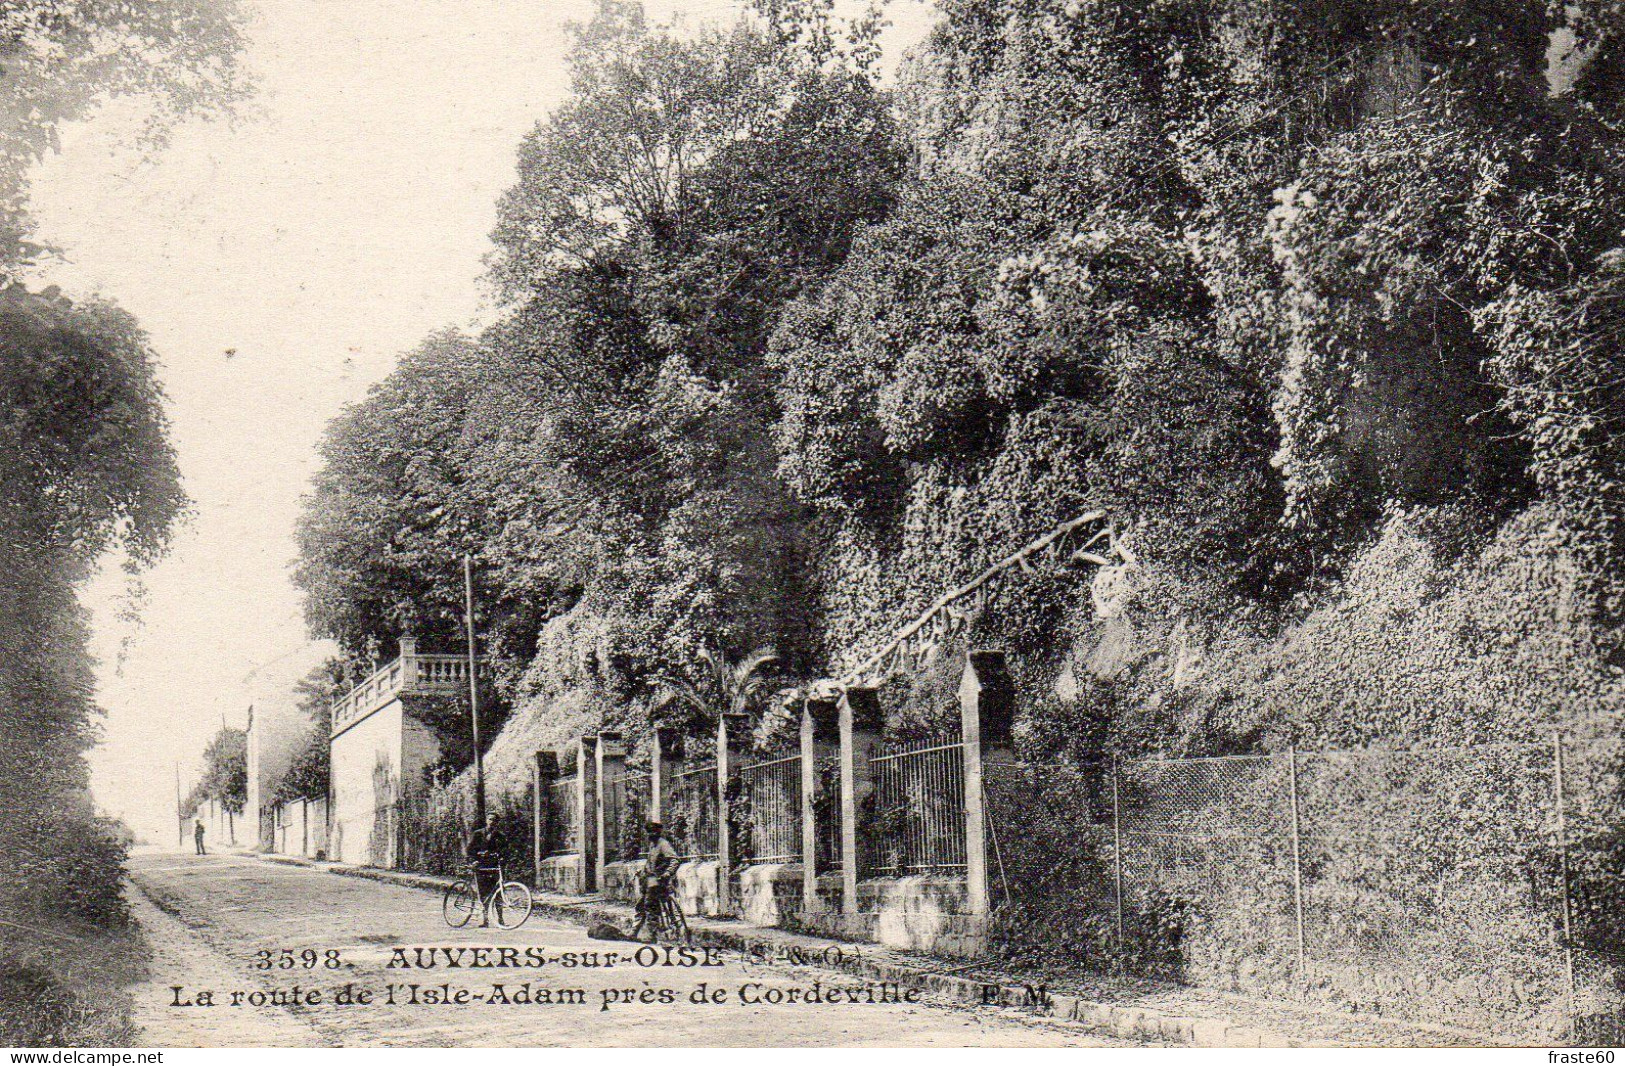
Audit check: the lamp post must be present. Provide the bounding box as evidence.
[464,554,486,827]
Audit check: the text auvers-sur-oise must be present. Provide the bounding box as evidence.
[388,944,726,969]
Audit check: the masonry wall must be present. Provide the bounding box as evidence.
[790,876,982,957]
[329,696,442,867]
[246,698,312,850]
[330,700,404,866]
[273,797,330,859]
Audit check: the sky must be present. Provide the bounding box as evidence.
[27,0,936,842]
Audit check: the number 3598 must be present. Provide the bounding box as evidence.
[253,948,344,970]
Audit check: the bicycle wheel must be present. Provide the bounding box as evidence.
[442,880,478,928]
[494,882,533,930]
[656,894,689,943]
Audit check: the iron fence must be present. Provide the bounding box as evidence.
[867,739,966,876]
[815,753,842,872]
[668,763,719,860]
[734,753,802,864]
[604,769,652,863]
[984,739,1620,1039]
[544,775,580,857]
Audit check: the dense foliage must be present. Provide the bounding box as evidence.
[187,725,247,817]
[273,662,342,805]
[301,0,1625,736]
[0,0,245,1045]
[296,0,1625,1027]
[297,0,903,744]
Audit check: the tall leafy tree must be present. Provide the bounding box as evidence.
[0,9,245,1038]
[298,0,906,744]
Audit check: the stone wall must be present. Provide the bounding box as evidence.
[672,860,724,917]
[732,864,804,927]
[328,696,441,867]
[271,797,329,860]
[536,853,584,896]
[792,876,984,958]
[246,696,313,851]
[602,859,642,904]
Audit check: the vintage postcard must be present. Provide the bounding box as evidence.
[1,0,1622,1053]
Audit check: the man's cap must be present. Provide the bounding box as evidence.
[646,820,664,832]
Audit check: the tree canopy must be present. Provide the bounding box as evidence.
[0,0,245,948]
[299,0,1625,763]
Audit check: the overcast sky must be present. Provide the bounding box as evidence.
[26,0,934,842]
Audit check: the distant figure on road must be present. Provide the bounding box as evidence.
[194,819,205,855]
[466,814,507,927]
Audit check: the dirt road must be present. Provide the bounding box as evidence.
[125,850,1121,1047]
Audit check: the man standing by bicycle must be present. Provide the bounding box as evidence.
[466,814,507,928]
[632,820,679,941]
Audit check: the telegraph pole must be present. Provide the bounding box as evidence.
[464,554,486,826]
[175,762,182,850]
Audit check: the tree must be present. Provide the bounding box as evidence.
[274,661,343,805]
[298,0,906,748]
[0,290,193,922]
[0,0,249,270]
[198,726,246,817]
[655,646,781,730]
[295,330,487,655]
[0,2,245,984]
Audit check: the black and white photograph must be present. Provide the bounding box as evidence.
[1,0,1622,1052]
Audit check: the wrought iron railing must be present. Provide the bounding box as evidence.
[734,753,802,864]
[867,739,966,876]
[603,769,653,863]
[544,775,580,857]
[667,763,719,860]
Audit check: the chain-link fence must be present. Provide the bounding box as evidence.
[986,740,1620,1038]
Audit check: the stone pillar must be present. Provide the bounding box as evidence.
[960,650,1016,923]
[838,687,883,916]
[595,731,626,887]
[398,631,418,687]
[533,750,559,886]
[800,696,838,914]
[716,712,750,915]
[651,727,684,823]
[577,735,599,893]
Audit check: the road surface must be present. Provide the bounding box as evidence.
[125,850,1122,1047]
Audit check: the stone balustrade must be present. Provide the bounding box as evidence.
[330,646,495,736]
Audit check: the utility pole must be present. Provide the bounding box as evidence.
[175,762,182,850]
[464,554,486,827]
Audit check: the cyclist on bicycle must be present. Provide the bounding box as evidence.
[466,814,507,927]
[633,820,679,940]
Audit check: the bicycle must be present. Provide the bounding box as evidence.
[631,876,689,943]
[442,862,533,930]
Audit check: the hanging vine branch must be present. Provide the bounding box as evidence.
[796,510,1123,699]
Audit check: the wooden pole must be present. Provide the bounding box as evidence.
[1287,747,1307,990]
[1111,752,1124,960]
[1554,731,1577,1037]
[465,554,486,827]
[799,702,819,915]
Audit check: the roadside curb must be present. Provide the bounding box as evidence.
[252,852,1463,1048]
